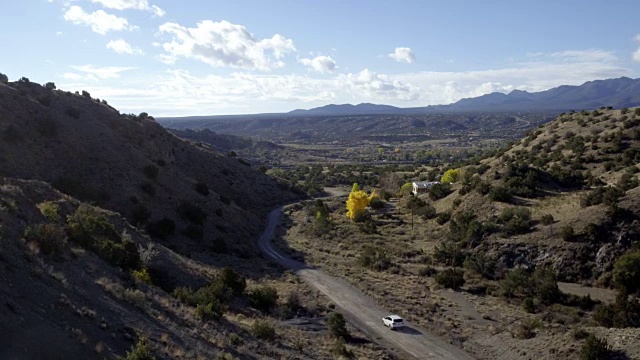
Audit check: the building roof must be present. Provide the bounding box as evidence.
[412,181,440,188]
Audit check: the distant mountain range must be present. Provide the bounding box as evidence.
[158,77,640,125]
[286,77,640,116]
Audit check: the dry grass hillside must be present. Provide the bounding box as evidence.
[0,178,389,359]
[0,79,300,259]
[277,107,640,359]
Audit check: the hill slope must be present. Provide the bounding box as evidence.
[0,80,299,257]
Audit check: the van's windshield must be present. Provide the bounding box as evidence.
[393,319,403,323]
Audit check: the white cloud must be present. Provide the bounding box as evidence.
[107,39,143,55]
[633,34,640,62]
[90,0,165,16]
[63,5,136,35]
[56,48,632,116]
[337,69,420,101]
[158,20,296,71]
[299,55,337,73]
[550,49,617,63]
[388,47,415,64]
[63,64,137,82]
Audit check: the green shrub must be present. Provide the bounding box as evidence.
[24,223,67,256]
[358,246,391,271]
[125,337,155,360]
[613,251,640,295]
[561,225,575,242]
[579,334,611,360]
[228,333,243,347]
[219,267,246,296]
[250,285,278,313]
[463,253,496,280]
[435,268,465,289]
[419,266,438,277]
[514,317,542,339]
[37,201,59,221]
[540,214,554,226]
[195,302,222,320]
[331,338,354,359]
[436,212,451,225]
[369,197,384,209]
[429,183,452,200]
[488,186,513,202]
[433,241,465,267]
[251,320,276,341]
[522,297,536,313]
[327,312,349,339]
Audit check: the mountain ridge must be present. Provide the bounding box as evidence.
[158,77,640,122]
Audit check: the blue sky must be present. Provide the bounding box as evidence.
[1,0,639,116]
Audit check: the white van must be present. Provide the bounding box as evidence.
[382,315,405,330]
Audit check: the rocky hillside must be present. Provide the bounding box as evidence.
[0,79,299,256]
[430,106,640,284]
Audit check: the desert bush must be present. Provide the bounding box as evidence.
[126,337,155,360]
[369,197,384,209]
[24,223,67,256]
[331,338,354,359]
[522,297,536,313]
[139,182,155,196]
[142,165,159,180]
[37,201,59,221]
[433,241,465,267]
[488,185,513,202]
[194,182,209,196]
[429,183,452,200]
[560,225,575,242]
[613,251,640,295]
[66,106,80,119]
[514,317,542,339]
[0,72,7,83]
[463,253,496,279]
[358,246,391,271]
[146,217,175,239]
[498,207,532,236]
[579,334,611,360]
[435,268,465,289]
[219,267,246,296]
[132,267,152,284]
[500,268,530,298]
[436,212,451,225]
[419,266,438,277]
[251,320,276,341]
[250,285,278,313]
[195,303,220,320]
[37,95,52,107]
[327,312,349,339]
[540,214,554,226]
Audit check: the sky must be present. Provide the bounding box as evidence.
[1,0,640,116]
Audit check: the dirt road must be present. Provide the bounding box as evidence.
[258,208,474,360]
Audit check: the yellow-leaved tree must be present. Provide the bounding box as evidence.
[346,183,371,219]
[441,169,460,184]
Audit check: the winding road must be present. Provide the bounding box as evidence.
[259,208,474,360]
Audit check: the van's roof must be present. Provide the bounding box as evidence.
[388,315,403,320]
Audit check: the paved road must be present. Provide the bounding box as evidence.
[258,208,474,360]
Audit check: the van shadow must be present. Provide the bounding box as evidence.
[396,326,423,336]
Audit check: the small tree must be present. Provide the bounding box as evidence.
[580,334,611,360]
[126,337,155,360]
[346,183,371,220]
[441,169,460,184]
[0,73,8,84]
[327,312,349,339]
[613,251,640,295]
[45,82,56,90]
